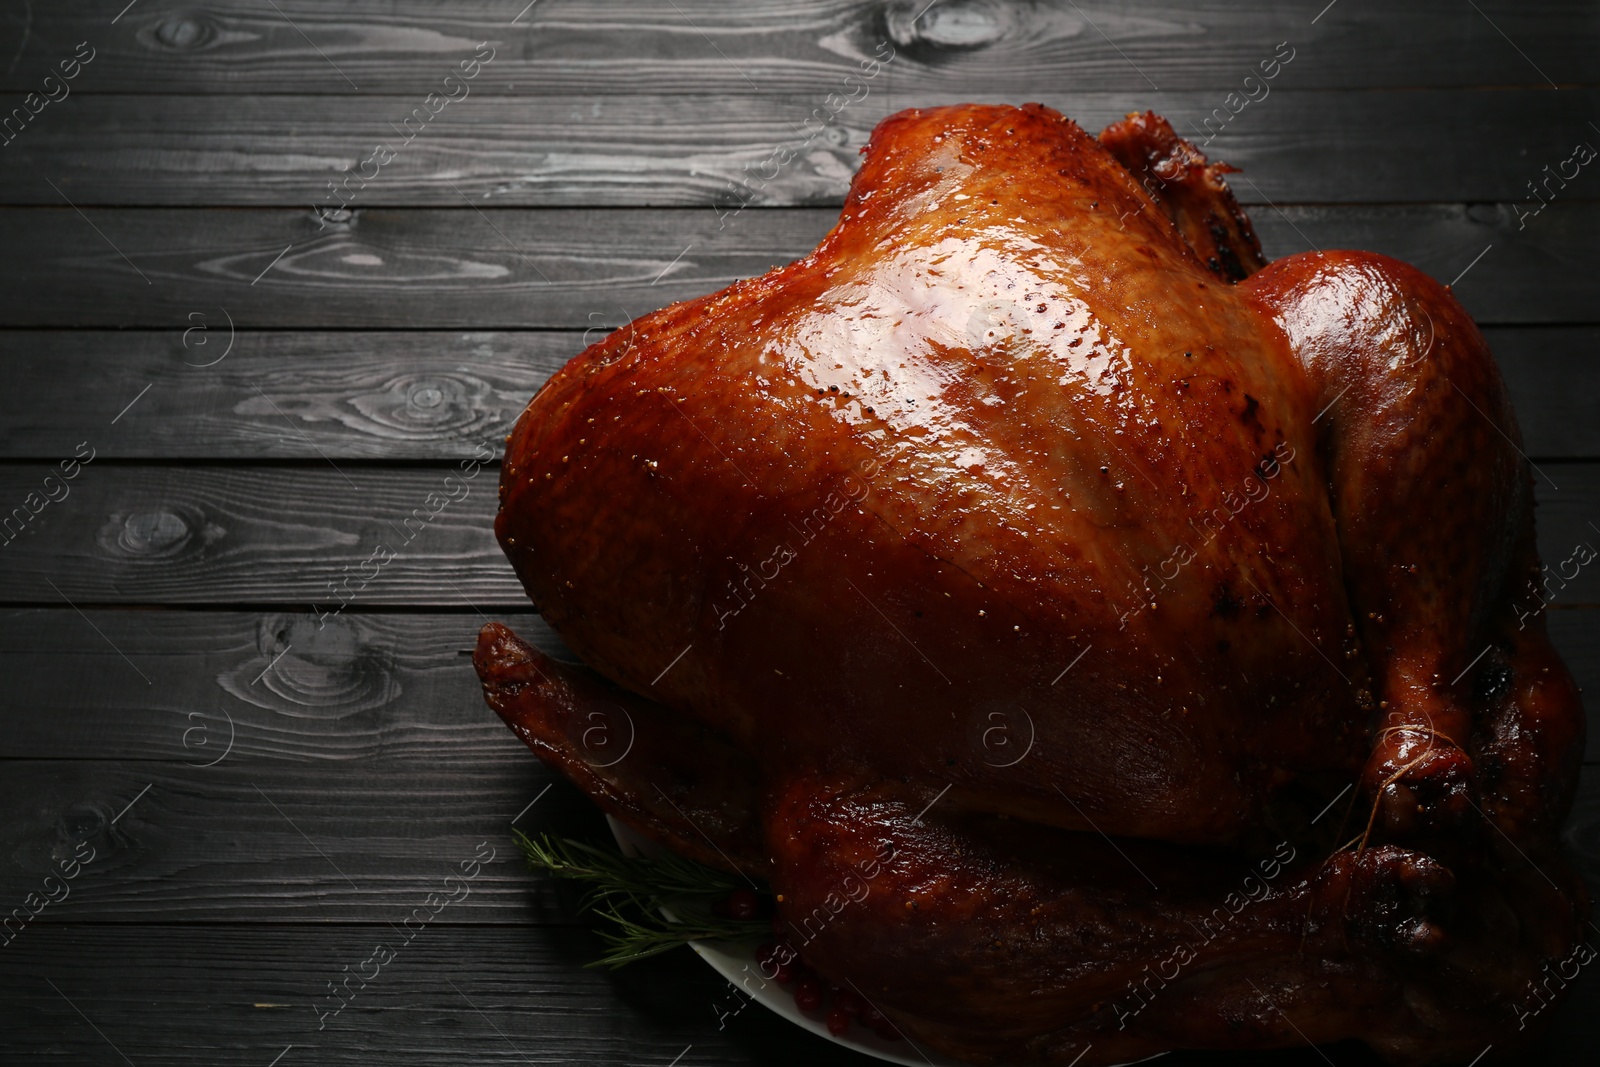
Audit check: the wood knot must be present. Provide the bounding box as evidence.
[883,0,1012,54]
[4,788,113,880]
[347,373,507,441]
[61,799,103,832]
[120,510,189,553]
[147,13,219,51]
[101,506,217,560]
[218,613,399,721]
[311,206,357,231]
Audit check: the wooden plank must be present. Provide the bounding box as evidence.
[0,756,598,924]
[1538,465,1600,608]
[16,716,1594,929]
[0,605,1595,763]
[0,330,569,461]
[3,751,1600,927]
[1492,327,1600,459]
[0,923,1452,1067]
[0,750,1597,932]
[0,204,1593,329]
[0,326,1592,461]
[0,205,810,330]
[0,464,518,605]
[0,463,1596,607]
[5,90,1598,207]
[0,770,1596,1063]
[1548,609,1600,759]
[1,0,1594,96]
[0,924,830,1067]
[0,609,571,761]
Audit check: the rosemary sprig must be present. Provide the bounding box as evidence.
[515,829,771,968]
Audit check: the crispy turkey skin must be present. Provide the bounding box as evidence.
[476,103,1588,1065]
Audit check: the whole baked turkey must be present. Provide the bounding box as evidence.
[476,104,1588,1065]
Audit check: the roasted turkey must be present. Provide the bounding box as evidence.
[475,103,1588,1065]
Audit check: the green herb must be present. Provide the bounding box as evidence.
[515,829,770,968]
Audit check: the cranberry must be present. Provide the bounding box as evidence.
[755,942,778,971]
[726,888,760,921]
[861,1006,885,1027]
[833,989,863,1016]
[794,976,824,1011]
[773,959,795,984]
[827,1008,851,1035]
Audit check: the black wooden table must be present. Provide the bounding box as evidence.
[1,2,1597,1064]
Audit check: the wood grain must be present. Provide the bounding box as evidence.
[0,464,1596,606]
[0,464,517,605]
[0,205,809,330]
[1,606,1595,762]
[2,3,1597,1064]
[0,330,568,461]
[0,203,1594,329]
[1,748,1598,925]
[1,0,1594,96]
[6,90,1599,207]
[0,756,595,923]
[0,768,1594,1064]
[0,609,571,761]
[0,923,894,1067]
[0,922,1453,1067]
[0,326,1594,461]
[1490,326,1600,458]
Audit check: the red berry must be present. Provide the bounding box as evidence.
[861,1006,885,1027]
[834,990,862,1015]
[773,960,795,984]
[794,976,824,1011]
[827,1008,851,1035]
[726,888,760,921]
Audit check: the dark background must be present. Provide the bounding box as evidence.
[1,1,1598,1064]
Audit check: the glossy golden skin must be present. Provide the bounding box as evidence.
[478,104,1587,1064]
